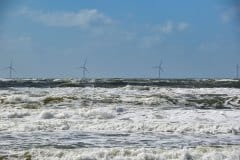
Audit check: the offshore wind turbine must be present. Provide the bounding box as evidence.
[153,61,163,79]
[78,58,88,79]
[236,64,239,79]
[3,60,16,79]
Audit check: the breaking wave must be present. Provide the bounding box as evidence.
[1,79,240,159]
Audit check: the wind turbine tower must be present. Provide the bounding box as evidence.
[236,64,239,79]
[153,61,163,79]
[5,60,16,79]
[79,58,88,79]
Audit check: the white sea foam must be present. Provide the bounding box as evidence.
[215,79,238,82]
[0,105,239,135]
[0,86,240,158]
[4,146,240,160]
[82,108,116,119]
[7,111,30,118]
[4,95,32,104]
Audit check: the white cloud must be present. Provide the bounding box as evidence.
[19,8,114,28]
[142,35,162,48]
[221,6,240,24]
[153,21,189,34]
[222,9,235,23]
[155,21,173,33]
[177,22,189,31]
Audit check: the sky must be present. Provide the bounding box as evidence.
[0,0,240,78]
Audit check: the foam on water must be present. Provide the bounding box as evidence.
[2,146,240,160]
[0,86,240,159]
[7,111,30,118]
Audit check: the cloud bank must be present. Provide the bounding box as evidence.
[153,21,190,33]
[19,8,114,28]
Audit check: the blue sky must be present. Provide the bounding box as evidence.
[0,0,240,78]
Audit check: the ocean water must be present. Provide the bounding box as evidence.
[0,79,240,160]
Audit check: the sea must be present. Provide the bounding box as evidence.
[0,78,240,160]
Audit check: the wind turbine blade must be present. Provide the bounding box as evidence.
[76,67,87,70]
[83,58,87,67]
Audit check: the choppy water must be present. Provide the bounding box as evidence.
[0,79,240,159]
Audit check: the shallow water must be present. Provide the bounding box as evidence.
[0,83,240,159]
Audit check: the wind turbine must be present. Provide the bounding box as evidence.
[153,61,163,79]
[236,64,239,79]
[78,58,88,79]
[3,60,16,79]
